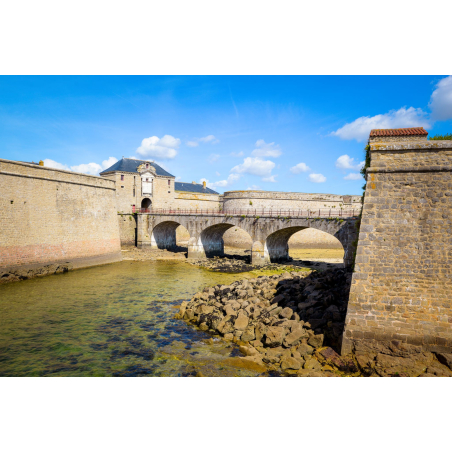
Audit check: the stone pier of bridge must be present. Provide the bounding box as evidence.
[136,212,359,267]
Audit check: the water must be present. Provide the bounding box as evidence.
[0,261,264,377]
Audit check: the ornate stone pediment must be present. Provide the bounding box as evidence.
[137,162,156,175]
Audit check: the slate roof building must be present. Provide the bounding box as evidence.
[100,157,219,212]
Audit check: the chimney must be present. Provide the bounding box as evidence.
[39,160,44,166]
[203,180,206,189]
[192,181,196,184]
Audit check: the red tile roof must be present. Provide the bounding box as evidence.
[370,127,428,137]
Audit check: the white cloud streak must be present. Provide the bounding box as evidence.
[208,153,220,163]
[199,135,218,143]
[188,135,219,147]
[344,173,363,180]
[136,135,180,159]
[202,173,241,190]
[290,162,311,174]
[330,107,431,142]
[335,154,364,171]
[309,173,326,183]
[429,75,452,121]
[231,157,275,178]
[43,156,118,176]
[251,139,282,158]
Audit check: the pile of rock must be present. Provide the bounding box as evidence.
[176,268,357,375]
[188,256,255,273]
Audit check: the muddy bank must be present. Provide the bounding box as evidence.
[177,268,452,377]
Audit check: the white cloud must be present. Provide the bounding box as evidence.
[247,185,261,190]
[101,157,118,169]
[251,139,282,158]
[330,107,431,142]
[429,75,452,121]
[215,171,221,176]
[43,156,118,176]
[43,159,69,171]
[344,173,363,180]
[199,135,219,143]
[335,154,364,171]
[208,153,220,163]
[175,176,182,181]
[230,151,244,157]
[290,162,311,174]
[309,173,326,183]
[231,157,276,178]
[203,173,241,190]
[136,135,180,159]
[71,162,103,175]
[262,175,277,183]
[186,135,219,147]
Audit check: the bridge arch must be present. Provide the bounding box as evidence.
[191,223,253,259]
[150,220,184,250]
[264,226,344,263]
[137,213,358,267]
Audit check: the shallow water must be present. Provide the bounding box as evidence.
[0,261,265,377]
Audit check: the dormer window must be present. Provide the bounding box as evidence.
[146,163,149,168]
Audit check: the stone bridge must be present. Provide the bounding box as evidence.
[136,211,360,267]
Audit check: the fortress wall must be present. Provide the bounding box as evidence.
[173,192,221,210]
[0,159,122,271]
[343,141,452,355]
[118,214,137,245]
[223,190,362,212]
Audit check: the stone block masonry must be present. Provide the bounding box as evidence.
[342,140,452,355]
[0,159,122,275]
[223,190,362,212]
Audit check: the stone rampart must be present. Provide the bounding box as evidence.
[0,159,122,274]
[173,192,221,210]
[342,140,452,355]
[118,214,137,245]
[223,190,362,212]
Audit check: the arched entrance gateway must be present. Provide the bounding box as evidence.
[141,198,152,211]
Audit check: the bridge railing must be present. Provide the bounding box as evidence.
[130,207,360,217]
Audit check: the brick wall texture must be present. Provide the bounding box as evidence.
[0,159,121,269]
[342,140,452,354]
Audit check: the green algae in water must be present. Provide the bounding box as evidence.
[0,261,265,377]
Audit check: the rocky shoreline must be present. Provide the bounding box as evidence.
[176,268,452,377]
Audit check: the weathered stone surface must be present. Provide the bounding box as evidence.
[281,356,303,370]
[283,325,307,348]
[304,357,322,371]
[265,326,285,347]
[234,311,249,331]
[241,326,255,342]
[436,353,452,370]
[307,333,324,349]
[343,139,452,355]
[280,307,293,319]
[297,343,314,358]
[374,353,433,377]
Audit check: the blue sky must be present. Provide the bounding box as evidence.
[1,75,452,195]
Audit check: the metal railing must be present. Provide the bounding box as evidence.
[129,207,359,218]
